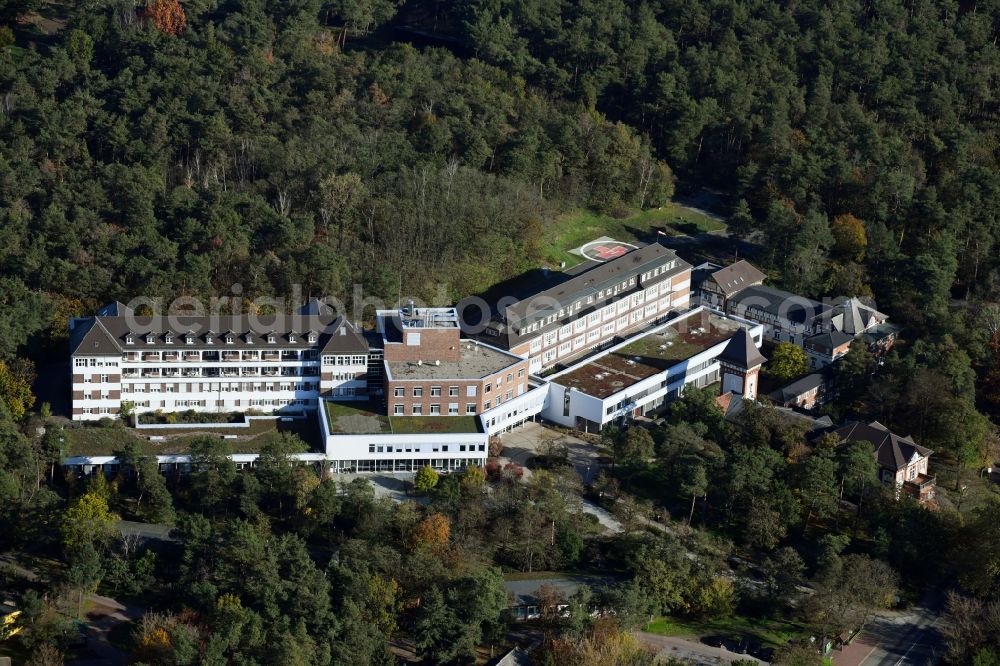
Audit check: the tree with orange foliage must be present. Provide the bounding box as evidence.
[146,0,186,35]
[410,512,450,553]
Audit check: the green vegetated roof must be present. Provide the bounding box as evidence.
[324,400,392,434]
[389,415,481,434]
[324,400,481,435]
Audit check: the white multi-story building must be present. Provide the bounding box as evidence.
[475,242,692,373]
[541,307,764,432]
[69,301,369,420]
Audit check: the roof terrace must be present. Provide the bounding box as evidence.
[554,311,744,399]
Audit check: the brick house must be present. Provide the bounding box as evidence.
[803,330,855,368]
[691,259,766,311]
[831,420,935,502]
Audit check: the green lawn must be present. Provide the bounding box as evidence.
[644,614,807,647]
[542,203,726,268]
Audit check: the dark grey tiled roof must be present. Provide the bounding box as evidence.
[806,330,854,351]
[70,303,368,356]
[729,285,832,325]
[770,372,824,402]
[708,260,766,297]
[832,420,933,471]
[718,327,766,368]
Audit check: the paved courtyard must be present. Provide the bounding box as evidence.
[499,421,604,485]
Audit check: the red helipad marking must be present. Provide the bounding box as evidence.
[592,244,628,260]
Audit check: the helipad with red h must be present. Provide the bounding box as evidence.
[571,237,639,263]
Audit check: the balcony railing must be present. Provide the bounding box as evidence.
[242,352,260,361]
[903,474,936,500]
[222,353,241,362]
[262,352,281,361]
[142,370,161,377]
[162,353,179,361]
[142,353,160,361]
[183,352,200,361]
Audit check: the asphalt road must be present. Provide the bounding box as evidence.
[848,592,944,666]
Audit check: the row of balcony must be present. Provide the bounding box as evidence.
[123,368,320,379]
[127,351,316,362]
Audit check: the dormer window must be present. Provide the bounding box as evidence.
[185,333,194,345]
[205,333,213,344]
[245,332,254,344]
[307,331,317,343]
[289,332,297,343]
[267,333,276,344]
[164,333,173,344]
[145,333,155,344]
[125,335,134,344]
[225,335,234,344]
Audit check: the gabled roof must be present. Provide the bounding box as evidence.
[717,328,766,369]
[69,317,123,356]
[826,297,888,335]
[729,285,832,325]
[770,372,825,403]
[96,301,133,317]
[709,260,767,297]
[806,330,854,352]
[832,420,933,471]
[70,312,370,355]
[319,320,369,354]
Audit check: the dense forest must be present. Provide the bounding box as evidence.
[3,0,1000,664]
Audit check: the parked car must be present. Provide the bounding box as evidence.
[737,636,751,654]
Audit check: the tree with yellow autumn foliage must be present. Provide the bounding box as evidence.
[831,213,868,261]
[410,512,450,553]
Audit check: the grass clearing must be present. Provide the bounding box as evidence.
[644,614,808,647]
[542,203,726,268]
